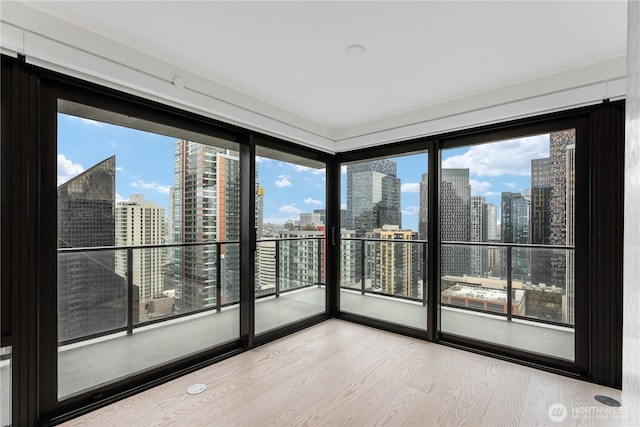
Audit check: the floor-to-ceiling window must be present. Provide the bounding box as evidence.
[336,115,593,372]
[339,151,429,332]
[254,145,327,335]
[54,100,242,400]
[439,130,577,361]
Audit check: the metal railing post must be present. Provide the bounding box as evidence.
[275,240,280,298]
[127,248,134,335]
[360,240,366,295]
[317,238,322,287]
[422,241,428,306]
[216,243,222,313]
[506,246,513,322]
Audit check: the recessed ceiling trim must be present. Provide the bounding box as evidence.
[334,57,627,151]
[1,1,338,153]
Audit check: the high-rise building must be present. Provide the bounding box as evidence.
[530,157,552,286]
[485,203,501,277]
[256,184,264,239]
[565,141,576,324]
[501,192,530,245]
[470,196,488,277]
[339,228,358,288]
[115,194,165,311]
[277,229,324,290]
[315,209,347,228]
[419,172,428,240]
[486,203,498,241]
[365,226,420,298]
[256,239,276,297]
[169,140,240,313]
[531,158,552,245]
[501,191,530,281]
[57,156,136,341]
[440,169,470,276]
[346,160,401,236]
[545,130,576,323]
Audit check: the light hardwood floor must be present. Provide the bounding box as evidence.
[62,320,636,427]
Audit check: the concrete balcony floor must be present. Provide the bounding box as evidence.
[340,288,574,361]
[58,286,327,399]
[0,285,574,413]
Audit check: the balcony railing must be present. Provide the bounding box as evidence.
[57,237,326,346]
[340,237,428,305]
[340,238,575,329]
[57,236,573,347]
[256,236,325,298]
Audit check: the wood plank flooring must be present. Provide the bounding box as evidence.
[62,320,635,427]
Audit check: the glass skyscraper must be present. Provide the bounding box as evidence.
[57,156,135,341]
[346,160,401,237]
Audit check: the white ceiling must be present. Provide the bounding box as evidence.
[18,1,628,131]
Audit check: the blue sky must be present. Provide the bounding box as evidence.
[58,113,551,232]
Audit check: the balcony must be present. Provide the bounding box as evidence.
[52,238,575,402]
[56,238,327,399]
[340,238,575,362]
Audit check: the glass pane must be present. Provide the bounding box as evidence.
[57,101,240,399]
[254,148,326,334]
[58,249,126,342]
[440,130,575,361]
[340,152,428,331]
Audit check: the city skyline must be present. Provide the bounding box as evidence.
[55,113,576,330]
[58,113,552,233]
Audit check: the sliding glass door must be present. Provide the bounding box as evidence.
[339,151,429,332]
[254,145,327,335]
[439,129,578,361]
[55,100,242,400]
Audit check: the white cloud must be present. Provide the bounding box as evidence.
[442,134,549,177]
[341,165,347,174]
[116,193,126,204]
[131,180,170,195]
[57,154,84,185]
[470,179,493,195]
[108,141,119,147]
[116,167,124,171]
[294,165,311,172]
[483,191,501,197]
[504,182,518,189]
[275,175,293,188]
[68,115,106,127]
[341,203,347,210]
[304,197,322,206]
[256,156,272,163]
[279,205,302,215]
[402,205,419,215]
[293,165,325,175]
[401,183,420,193]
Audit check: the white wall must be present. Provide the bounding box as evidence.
[623,0,640,418]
